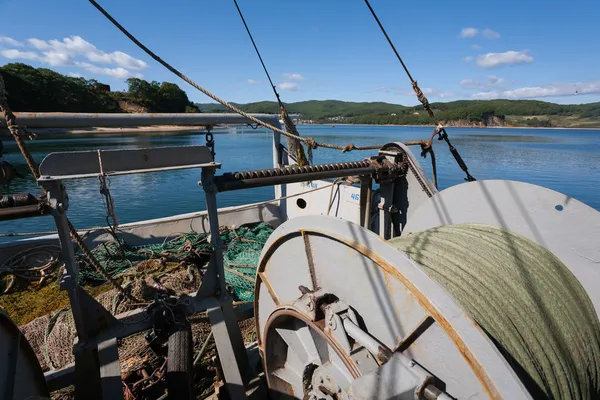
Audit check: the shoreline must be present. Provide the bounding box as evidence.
[1,124,599,135]
[298,123,600,131]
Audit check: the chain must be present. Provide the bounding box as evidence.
[205,125,215,159]
[436,127,475,182]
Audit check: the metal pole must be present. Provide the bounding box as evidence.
[40,180,104,400]
[200,167,253,398]
[7,112,281,128]
[343,318,392,364]
[40,181,87,340]
[0,204,48,221]
[201,167,227,295]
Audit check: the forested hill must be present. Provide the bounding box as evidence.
[1,63,599,128]
[0,63,199,113]
[197,99,600,128]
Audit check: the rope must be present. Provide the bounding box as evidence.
[363,0,475,182]
[0,75,41,180]
[86,0,407,154]
[98,150,119,227]
[231,0,282,109]
[0,72,139,303]
[390,224,600,399]
[231,0,309,165]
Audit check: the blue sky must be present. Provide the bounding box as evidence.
[1,0,599,105]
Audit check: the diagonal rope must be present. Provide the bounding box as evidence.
[363,0,475,182]
[0,73,140,303]
[231,0,308,164]
[87,0,424,154]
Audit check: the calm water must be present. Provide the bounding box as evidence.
[1,125,599,240]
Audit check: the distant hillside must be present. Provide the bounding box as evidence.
[2,63,598,128]
[197,99,600,128]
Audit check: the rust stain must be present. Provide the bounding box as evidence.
[258,272,280,306]
[256,227,501,398]
[300,229,502,400]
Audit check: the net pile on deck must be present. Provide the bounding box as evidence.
[2,222,272,378]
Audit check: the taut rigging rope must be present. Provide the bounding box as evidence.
[363,0,475,182]
[86,0,423,154]
[231,0,308,165]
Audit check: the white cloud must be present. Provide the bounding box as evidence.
[26,35,147,69]
[464,56,474,62]
[476,50,534,68]
[41,51,74,66]
[439,92,455,99]
[0,35,147,79]
[472,81,600,100]
[482,28,501,39]
[283,73,304,81]
[0,49,39,60]
[75,61,142,78]
[487,75,504,86]
[68,72,84,78]
[87,50,147,70]
[247,79,261,84]
[27,38,48,50]
[460,78,479,89]
[461,75,505,90]
[279,82,299,91]
[0,36,23,47]
[471,91,501,100]
[376,86,453,99]
[459,28,479,38]
[472,44,481,50]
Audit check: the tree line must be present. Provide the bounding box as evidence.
[197,98,600,126]
[0,63,199,113]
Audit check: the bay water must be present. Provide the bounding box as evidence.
[1,125,599,241]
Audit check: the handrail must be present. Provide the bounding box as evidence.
[5,113,280,129]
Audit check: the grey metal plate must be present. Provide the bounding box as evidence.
[38,145,219,180]
[402,180,600,317]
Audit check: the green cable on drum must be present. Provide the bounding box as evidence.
[389,224,600,400]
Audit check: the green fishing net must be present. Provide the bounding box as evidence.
[76,222,273,301]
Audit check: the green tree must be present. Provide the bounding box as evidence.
[156,82,190,113]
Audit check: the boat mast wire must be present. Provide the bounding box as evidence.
[363,0,475,182]
[232,0,308,164]
[86,0,430,154]
[232,0,281,108]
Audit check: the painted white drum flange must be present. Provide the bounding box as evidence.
[254,215,532,399]
[402,180,600,318]
[0,309,49,399]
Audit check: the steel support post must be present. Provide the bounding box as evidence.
[378,181,396,240]
[40,180,87,342]
[359,175,372,230]
[201,167,254,399]
[201,168,227,296]
[73,346,102,400]
[40,179,114,400]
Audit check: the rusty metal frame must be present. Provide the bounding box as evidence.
[254,215,533,400]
